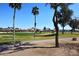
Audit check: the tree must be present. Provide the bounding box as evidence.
[69,19,76,34]
[49,3,73,47]
[69,19,79,34]
[58,8,73,34]
[77,20,79,29]
[50,3,60,47]
[32,6,39,39]
[43,27,46,32]
[9,3,21,46]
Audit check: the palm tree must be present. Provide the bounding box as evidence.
[9,3,21,46]
[32,6,39,39]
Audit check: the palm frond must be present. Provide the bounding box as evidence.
[9,3,21,10]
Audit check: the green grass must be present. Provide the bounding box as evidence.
[0,32,54,44]
[59,32,79,38]
[0,32,79,45]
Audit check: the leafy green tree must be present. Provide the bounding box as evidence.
[69,19,79,34]
[58,8,73,34]
[49,3,73,47]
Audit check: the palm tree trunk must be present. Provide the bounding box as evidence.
[53,8,59,47]
[13,8,16,46]
[34,15,36,39]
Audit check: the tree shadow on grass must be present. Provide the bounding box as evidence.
[35,33,55,37]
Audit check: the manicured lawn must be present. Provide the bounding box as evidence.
[59,32,79,38]
[0,32,79,45]
[0,32,54,44]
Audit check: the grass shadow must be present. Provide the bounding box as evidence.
[35,34,55,37]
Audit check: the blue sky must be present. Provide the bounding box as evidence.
[0,3,79,30]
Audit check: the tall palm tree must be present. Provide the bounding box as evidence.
[32,6,39,39]
[9,3,21,46]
